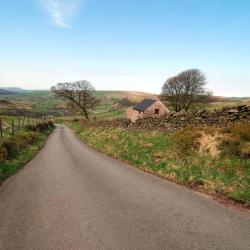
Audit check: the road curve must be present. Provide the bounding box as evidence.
[0,125,249,250]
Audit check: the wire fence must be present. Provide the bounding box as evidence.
[0,116,53,138]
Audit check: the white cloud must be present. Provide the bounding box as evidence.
[38,0,86,28]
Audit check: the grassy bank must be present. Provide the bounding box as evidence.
[0,123,54,182]
[70,121,250,206]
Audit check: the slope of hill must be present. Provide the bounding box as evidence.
[1,88,249,118]
[0,99,30,115]
[0,90,157,117]
[95,90,157,100]
[2,87,28,93]
[0,89,16,95]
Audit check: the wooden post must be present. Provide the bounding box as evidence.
[22,116,26,127]
[12,120,14,136]
[18,117,21,131]
[28,116,30,125]
[0,118,2,138]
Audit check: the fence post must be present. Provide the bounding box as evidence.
[18,117,21,131]
[0,118,2,138]
[12,120,14,136]
[22,116,25,127]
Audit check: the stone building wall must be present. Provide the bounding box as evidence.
[126,100,169,122]
[143,100,169,118]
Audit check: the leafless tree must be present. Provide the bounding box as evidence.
[161,76,183,112]
[161,69,211,112]
[178,69,209,111]
[51,80,99,120]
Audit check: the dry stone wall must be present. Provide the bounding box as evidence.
[83,105,250,132]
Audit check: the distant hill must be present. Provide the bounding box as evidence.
[0,88,249,117]
[0,99,30,116]
[0,90,157,116]
[1,87,28,93]
[95,90,157,101]
[0,89,15,95]
[228,97,250,101]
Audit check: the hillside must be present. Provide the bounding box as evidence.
[2,87,27,93]
[0,99,30,115]
[95,90,157,100]
[0,90,157,117]
[0,89,15,95]
[0,88,250,118]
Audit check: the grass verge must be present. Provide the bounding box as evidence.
[69,121,250,207]
[0,126,54,183]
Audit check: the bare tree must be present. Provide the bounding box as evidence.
[161,69,211,112]
[51,80,99,120]
[178,69,209,111]
[161,76,183,112]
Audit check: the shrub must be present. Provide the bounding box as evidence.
[171,128,202,156]
[220,123,250,158]
[199,132,220,158]
[228,123,250,141]
[0,132,38,162]
[0,121,55,163]
[239,142,250,158]
[0,130,46,161]
[0,146,8,161]
[25,121,55,132]
[0,138,19,159]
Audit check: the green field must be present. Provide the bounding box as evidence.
[0,90,157,118]
[1,89,250,119]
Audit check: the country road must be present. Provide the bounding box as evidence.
[0,125,249,250]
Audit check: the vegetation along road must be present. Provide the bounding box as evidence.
[0,125,249,250]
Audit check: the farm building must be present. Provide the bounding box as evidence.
[126,99,169,122]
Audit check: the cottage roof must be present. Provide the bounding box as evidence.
[133,99,157,112]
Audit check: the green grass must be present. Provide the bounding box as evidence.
[2,89,250,120]
[0,129,53,183]
[69,122,250,206]
[0,115,41,137]
[94,108,126,120]
[0,90,157,117]
[3,91,64,115]
[0,135,44,182]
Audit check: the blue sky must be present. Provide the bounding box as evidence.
[0,0,250,96]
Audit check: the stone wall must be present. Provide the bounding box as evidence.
[82,105,250,132]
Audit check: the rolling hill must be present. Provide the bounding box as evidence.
[0,89,158,117]
[0,89,15,95]
[0,88,249,118]
[1,87,28,93]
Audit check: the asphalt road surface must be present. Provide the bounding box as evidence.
[0,125,250,250]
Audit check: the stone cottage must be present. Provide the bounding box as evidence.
[126,99,169,122]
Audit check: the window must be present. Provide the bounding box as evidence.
[155,108,160,114]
